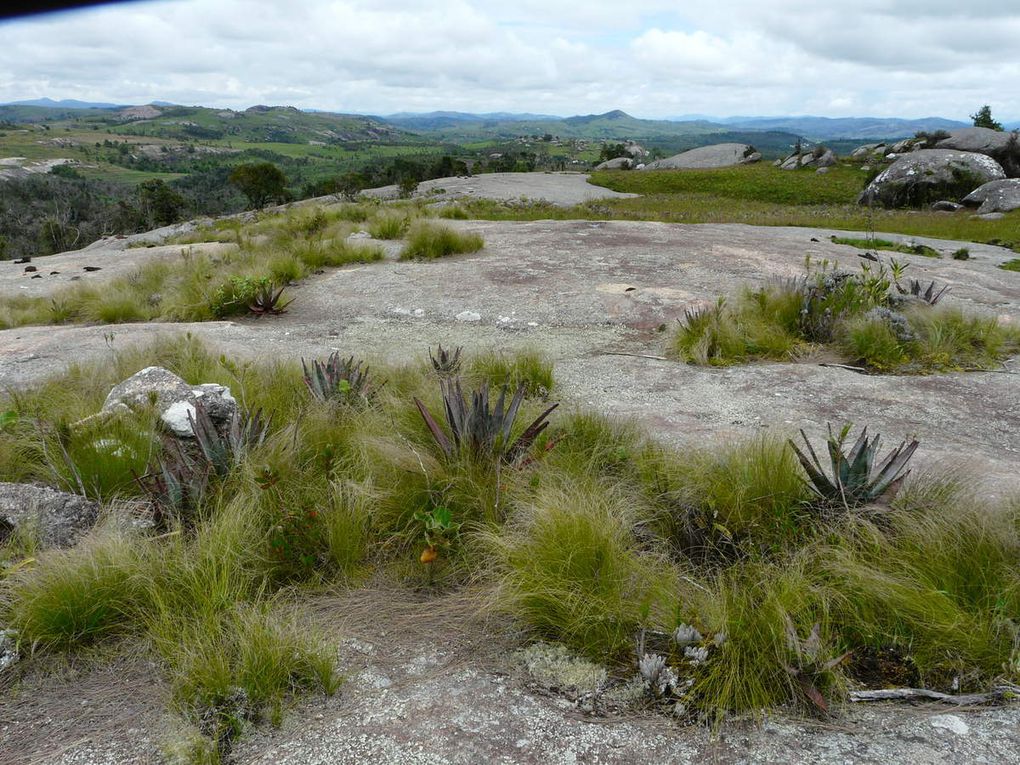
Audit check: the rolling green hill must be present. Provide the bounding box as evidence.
[386,108,730,140]
[115,104,405,144]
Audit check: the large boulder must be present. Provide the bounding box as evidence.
[937,128,1020,177]
[641,143,760,170]
[961,178,1020,214]
[594,157,632,170]
[0,482,99,548]
[851,143,887,160]
[101,366,237,437]
[778,146,837,170]
[858,149,1005,208]
[936,127,1014,155]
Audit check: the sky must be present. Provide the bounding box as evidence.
[1,0,1018,120]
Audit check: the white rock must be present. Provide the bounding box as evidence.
[456,310,482,322]
[0,629,19,672]
[161,400,197,437]
[930,714,969,735]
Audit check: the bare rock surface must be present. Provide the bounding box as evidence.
[363,171,638,205]
[0,241,237,299]
[101,366,237,437]
[641,143,760,170]
[0,482,99,548]
[595,157,633,170]
[936,127,1016,156]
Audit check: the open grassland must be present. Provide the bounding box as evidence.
[456,165,1020,250]
[2,336,1018,760]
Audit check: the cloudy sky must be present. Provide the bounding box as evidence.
[1,0,1018,120]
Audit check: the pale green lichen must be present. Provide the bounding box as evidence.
[515,642,607,696]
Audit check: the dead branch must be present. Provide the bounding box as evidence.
[849,684,1020,706]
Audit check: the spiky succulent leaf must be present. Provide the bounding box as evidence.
[248,283,292,315]
[414,397,453,458]
[429,344,462,376]
[302,352,381,403]
[790,423,919,510]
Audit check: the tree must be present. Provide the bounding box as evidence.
[137,178,186,228]
[971,105,1003,131]
[228,162,288,209]
[599,143,629,162]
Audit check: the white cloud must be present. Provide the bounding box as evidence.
[0,0,1016,120]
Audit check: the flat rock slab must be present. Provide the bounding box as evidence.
[3,220,1019,495]
[364,172,639,206]
[0,241,238,299]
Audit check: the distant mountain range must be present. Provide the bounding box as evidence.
[3,99,1016,142]
[713,116,971,140]
[379,109,1002,141]
[5,97,125,109]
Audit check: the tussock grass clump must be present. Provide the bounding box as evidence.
[438,205,469,219]
[367,213,410,240]
[151,605,338,744]
[672,259,1020,373]
[400,223,484,260]
[1000,258,1020,272]
[467,349,555,397]
[672,293,803,365]
[493,481,675,661]
[816,499,1020,686]
[649,437,811,563]
[5,528,150,647]
[689,560,831,716]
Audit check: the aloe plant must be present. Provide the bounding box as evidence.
[414,378,557,464]
[783,618,850,716]
[788,423,918,510]
[138,402,270,526]
[248,282,292,316]
[189,401,271,477]
[897,278,949,306]
[429,344,462,378]
[302,352,381,403]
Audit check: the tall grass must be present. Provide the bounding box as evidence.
[400,223,484,260]
[493,480,676,661]
[0,222,384,330]
[2,334,1019,746]
[673,267,1020,373]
